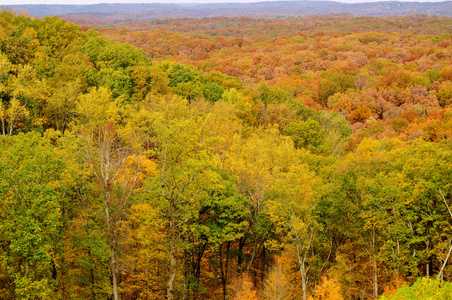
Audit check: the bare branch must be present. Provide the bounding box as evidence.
[439,188,452,219]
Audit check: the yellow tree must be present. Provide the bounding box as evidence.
[131,95,220,300]
[119,201,167,299]
[231,275,259,300]
[267,163,318,300]
[0,63,49,135]
[309,277,343,300]
[76,86,141,300]
[45,81,81,134]
[262,254,294,300]
[223,126,299,275]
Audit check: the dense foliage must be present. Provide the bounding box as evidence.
[95,15,452,38]
[99,15,452,151]
[0,9,452,300]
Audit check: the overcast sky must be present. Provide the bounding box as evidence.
[1,0,447,4]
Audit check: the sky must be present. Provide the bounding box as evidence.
[0,0,444,7]
[1,0,448,4]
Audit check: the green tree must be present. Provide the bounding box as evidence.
[283,118,324,151]
[380,277,452,300]
[191,171,250,300]
[318,71,355,105]
[202,82,224,102]
[0,132,74,299]
[99,68,133,99]
[256,83,291,104]
[96,42,146,70]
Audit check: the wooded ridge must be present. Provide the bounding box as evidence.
[4,1,452,20]
[0,8,452,300]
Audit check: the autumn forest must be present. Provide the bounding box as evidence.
[1,5,452,300]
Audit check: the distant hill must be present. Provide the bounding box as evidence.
[4,1,452,20]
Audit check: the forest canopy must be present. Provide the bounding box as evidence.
[0,9,452,300]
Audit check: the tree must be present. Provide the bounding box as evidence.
[0,64,49,135]
[318,71,355,106]
[119,202,167,300]
[380,277,452,300]
[139,95,218,300]
[309,277,343,300]
[96,42,147,70]
[283,119,324,151]
[223,126,296,277]
[0,132,74,299]
[192,171,250,300]
[256,83,291,104]
[76,86,141,300]
[262,254,294,300]
[437,83,452,108]
[130,65,169,100]
[45,81,81,134]
[267,164,318,300]
[202,82,224,102]
[232,275,258,300]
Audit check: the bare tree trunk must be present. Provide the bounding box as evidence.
[167,208,176,300]
[438,241,452,280]
[372,227,378,300]
[373,256,378,300]
[110,245,119,300]
[246,239,265,275]
[89,133,138,300]
[294,231,313,300]
[8,114,13,136]
[438,189,452,280]
[426,239,430,277]
[219,243,226,300]
[225,242,231,300]
[300,260,307,300]
[104,191,119,300]
[1,115,5,136]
